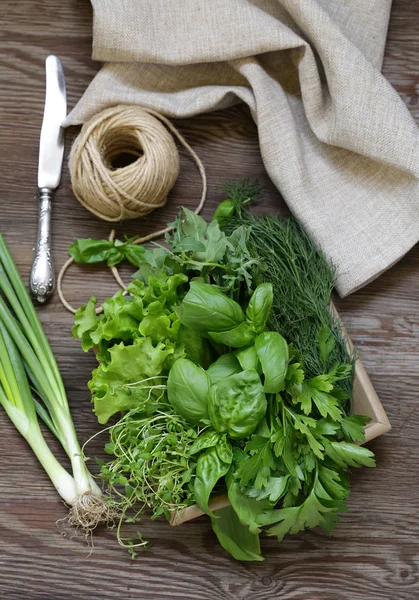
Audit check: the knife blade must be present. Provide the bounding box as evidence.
[29,55,67,304]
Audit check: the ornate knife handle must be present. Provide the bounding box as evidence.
[29,188,54,304]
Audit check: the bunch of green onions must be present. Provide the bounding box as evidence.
[0,235,112,530]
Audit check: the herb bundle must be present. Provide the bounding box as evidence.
[72,184,375,561]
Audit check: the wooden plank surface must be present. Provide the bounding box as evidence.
[0,1,418,598]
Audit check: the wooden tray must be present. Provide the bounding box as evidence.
[170,306,391,526]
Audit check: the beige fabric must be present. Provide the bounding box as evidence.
[67,0,419,297]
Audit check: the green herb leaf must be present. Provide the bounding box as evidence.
[260,489,335,539]
[255,332,289,394]
[296,375,343,421]
[211,506,264,562]
[235,345,259,371]
[236,435,275,489]
[207,353,241,385]
[189,430,221,455]
[177,281,244,333]
[226,472,270,534]
[318,465,349,500]
[167,358,210,424]
[216,435,234,464]
[209,322,256,348]
[90,338,173,424]
[245,283,273,333]
[340,415,371,443]
[69,238,153,267]
[246,475,289,503]
[317,326,336,368]
[208,370,267,439]
[194,447,230,517]
[325,442,376,468]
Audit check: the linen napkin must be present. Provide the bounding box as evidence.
[67,0,419,297]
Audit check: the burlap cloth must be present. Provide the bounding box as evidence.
[67,0,419,296]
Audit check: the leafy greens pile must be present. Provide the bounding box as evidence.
[73,187,375,561]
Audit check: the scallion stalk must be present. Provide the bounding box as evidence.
[0,235,112,530]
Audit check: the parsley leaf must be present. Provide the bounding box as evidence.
[236,435,276,489]
[325,442,376,468]
[296,375,343,421]
[341,415,371,443]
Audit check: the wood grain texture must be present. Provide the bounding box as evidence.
[0,1,418,598]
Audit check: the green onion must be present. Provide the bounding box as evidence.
[0,235,113,530]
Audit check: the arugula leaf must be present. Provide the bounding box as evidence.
[340,414,371,443]
[325,442,376,468]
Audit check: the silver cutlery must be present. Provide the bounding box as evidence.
[29,55,66,304]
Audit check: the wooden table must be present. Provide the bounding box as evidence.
[0,1,418,598]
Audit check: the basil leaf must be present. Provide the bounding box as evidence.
[216,435,233,464]
[208,370,267,439]
[235,345,260,371]
[189,430,221,455]
[207,353,241,385]
[194,448,230,517]
[212,199,236,225]
[122,244,154,267]
[211,506,264,562]
[177,281,244,333]
[208,322,256,348]
[246,283,273,332]
[167,358,210,424]
[69,238,153,267]
[255,332,289,393]
[178,324,212,369]
[69,239,115,264]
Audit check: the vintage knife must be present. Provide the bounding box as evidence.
[29,55,66,304]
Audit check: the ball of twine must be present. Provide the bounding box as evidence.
[69,105,181,222]
[59,104,207,314]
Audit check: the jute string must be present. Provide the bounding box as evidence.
[58,105,207,314]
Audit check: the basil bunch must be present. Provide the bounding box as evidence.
[167,282,289,518]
